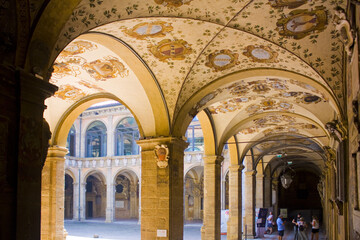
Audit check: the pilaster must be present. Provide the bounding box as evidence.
[201,155,223,240]
[106,163,114,223]
[137,137,188,240]
[227,164,244,240]
[41,146,68,240]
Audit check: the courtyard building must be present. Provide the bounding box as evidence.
[1,1,360,240]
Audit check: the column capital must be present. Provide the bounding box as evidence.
[203,155,224,165]
[244,170,256,176]
[229,164,245,172]
[47,145,68,158]
[137,136,188,151]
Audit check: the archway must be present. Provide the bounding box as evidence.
[114,170,139,220]
[85,172,107,219]
[184,166,204,223]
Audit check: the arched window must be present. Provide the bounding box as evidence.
[185,117,204,152]
[115,117,140,156]
[66,125,76,156]
[86,121,107,157]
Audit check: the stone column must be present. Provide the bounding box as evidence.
[137,137,188,240]
[80,182,86,220]
[201,155,223,240]
[227,164,244,240]
[41,146,68,240]
[185,194,189,221]
[243,170,256,239]
[256,174,264,208]
[130,183,137,218]
[272,180,279,220]
[73,182,80,220]
[107,115,114,156]
[106,161,114,223]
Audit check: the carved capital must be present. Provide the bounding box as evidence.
[325,120,347,142]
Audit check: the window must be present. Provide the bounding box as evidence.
[85,121,107,157]
[115,117,140,156]
[66,125,76,156]
[185,119,204,152]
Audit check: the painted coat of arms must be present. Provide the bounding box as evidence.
[82,57,129,81]
[148,39,192,61]
[154,145,169,168]
[276,6,328,39]
[205,49,239,72]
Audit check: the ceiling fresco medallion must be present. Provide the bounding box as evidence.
[154,0,193,7]
[243,45,278,63]
[148,39,192,61]
[269,0,308,9]
[52,61,81,80]
[123,21,173,40]
[54,85,86,101]
[82,57,129,81]
[60,40,97,57]
[205,49,239,72]
[276,6,328,39]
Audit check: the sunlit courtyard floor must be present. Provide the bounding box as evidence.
[65,220,326,240]
[65,220,227,240]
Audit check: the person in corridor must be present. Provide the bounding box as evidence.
[277,215,285,240]
[311,216,319,240]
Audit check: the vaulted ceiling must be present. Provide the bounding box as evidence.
[37,0,348,167]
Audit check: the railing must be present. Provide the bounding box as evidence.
[65,151,204,168]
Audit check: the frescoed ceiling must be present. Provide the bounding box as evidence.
[42,0,348,160]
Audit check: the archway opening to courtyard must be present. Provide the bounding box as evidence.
[114,170,139,220]
[85,173,107,219]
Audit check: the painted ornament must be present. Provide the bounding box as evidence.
[269,0,308,9]
[154,0,193,7]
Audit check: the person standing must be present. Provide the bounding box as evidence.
[292,213,302,240]
[277,215,285,240]
[311,216,319,240]
[266,212,274,234]
[295,217,308,240]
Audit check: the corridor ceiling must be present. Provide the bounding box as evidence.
[38,0,347,164]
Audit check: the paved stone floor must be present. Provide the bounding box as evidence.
[65,220,326,240]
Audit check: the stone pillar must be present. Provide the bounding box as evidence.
[0,66,57,240]
[227,164,244,240]
[80,182,86,220]
[201,155,223,240]
[138,171,141,223]
[73,182,80,220]
[256,174,264,208]
[243,170,256,239]
[137,137,188,240]
[264,176,272,208]
[41,146,68,240]
[130,183,137,218]
[272,180,279,219]
[106,162,114,223]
